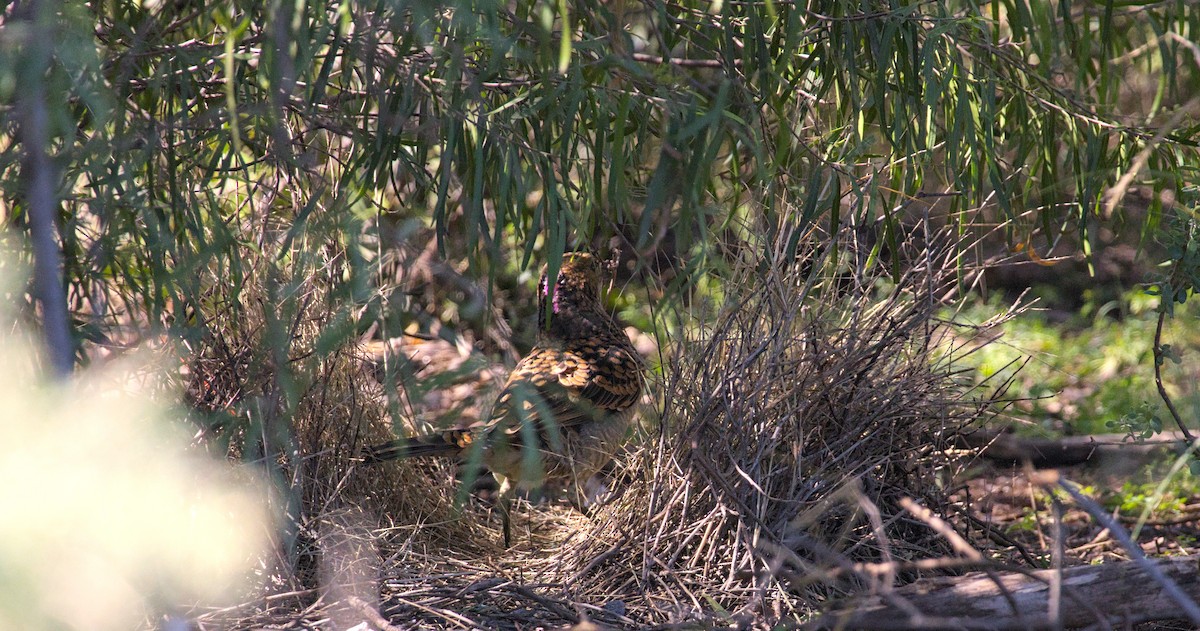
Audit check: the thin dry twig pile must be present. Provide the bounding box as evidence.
[200,219,1006,629]
[555,222,993,625]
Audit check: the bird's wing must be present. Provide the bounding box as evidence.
[569,337,644,412]
[490,347,591,437]
[487,340,640,439]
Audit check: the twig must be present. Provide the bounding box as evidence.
[951,505,1045,568]
[1153,308,1195,443]
[508,584,580,623]
[1049,496,1064,629]
[900,497,981,561]
[384,594,476,629]
[630,51,741,68]
[346,597,403,631]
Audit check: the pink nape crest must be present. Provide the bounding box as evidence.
[541,274,562,314]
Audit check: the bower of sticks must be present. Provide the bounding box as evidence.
[196,217,1169,630]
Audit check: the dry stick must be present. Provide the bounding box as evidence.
[630,51,740,68]
[396,595,479,629]
[1053,476,1200,625]
[1049,496,1065,629]
[507,585,579,623]
[951,505,1044,569]
[1153,307,1195,443]
[346,597,403,631]
[858,494,896,593]
[899,498,980,561]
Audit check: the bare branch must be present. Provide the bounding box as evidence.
[14,0,73,378]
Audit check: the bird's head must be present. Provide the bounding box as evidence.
[538,252,603,330]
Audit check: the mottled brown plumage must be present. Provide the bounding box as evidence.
[364,252,644,544]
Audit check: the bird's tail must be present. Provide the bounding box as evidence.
[361,430,472,463]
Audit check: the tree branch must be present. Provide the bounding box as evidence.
[15,0,73,379]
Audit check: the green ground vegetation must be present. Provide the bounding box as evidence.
[3,0,1200,625]
[956,287,1200,436]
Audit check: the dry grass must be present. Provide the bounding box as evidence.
[553,223,991,625]
[195,219,1004,629]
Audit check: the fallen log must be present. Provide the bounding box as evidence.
[961,429,1190,468]
[815,555,1200,630]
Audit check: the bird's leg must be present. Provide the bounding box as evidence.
[496,476,515,548]
[501,498,512,548]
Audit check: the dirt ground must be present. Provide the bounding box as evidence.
[958,467,1200,567]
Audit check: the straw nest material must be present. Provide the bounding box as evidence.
[205,220,999,629]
